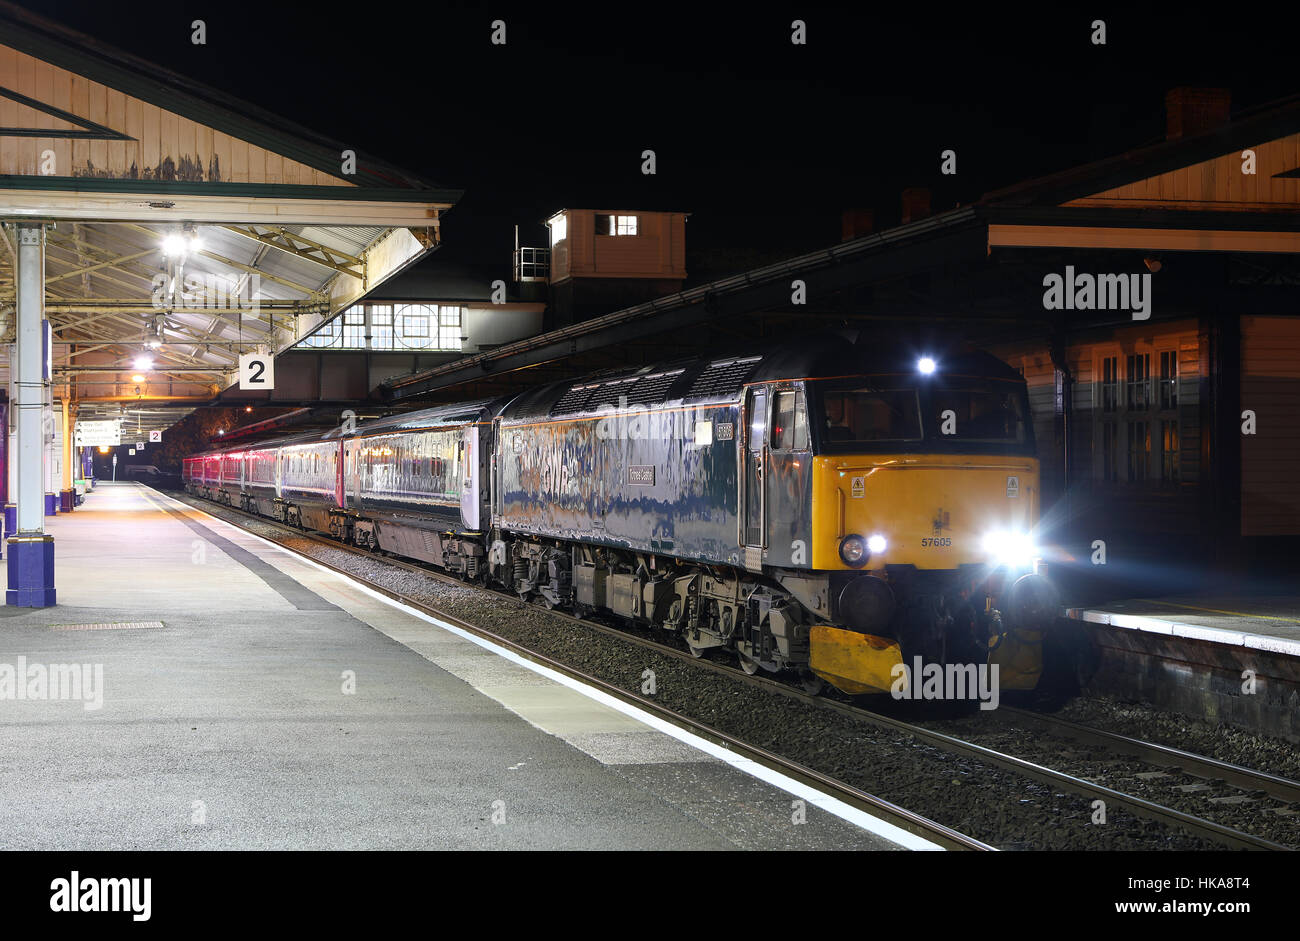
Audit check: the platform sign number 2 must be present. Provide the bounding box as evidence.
[239,352,274,391]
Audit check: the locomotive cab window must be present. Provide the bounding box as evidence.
[818,386,922,445]
[932,385,1028,443]
[771,389,810,450]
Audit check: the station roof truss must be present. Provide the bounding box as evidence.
[0,2,461,432]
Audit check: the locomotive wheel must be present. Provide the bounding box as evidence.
[687,641,706,659]
[738,653,760,675]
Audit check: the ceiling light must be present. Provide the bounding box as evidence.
[917,356,937,375]
[133,356,153,370]
[161,233,187,257]
[131,374,145,383]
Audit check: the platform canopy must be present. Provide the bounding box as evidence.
[0,2,460,433]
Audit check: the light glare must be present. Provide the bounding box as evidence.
[982,529,1036,567]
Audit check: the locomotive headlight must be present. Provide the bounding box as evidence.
[839,534,868,567]
[982,529,1036,567]
[867,534,887,555]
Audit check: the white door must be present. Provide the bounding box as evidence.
[459,425,480,530]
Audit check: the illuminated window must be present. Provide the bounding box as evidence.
[439,306,462,351]
[302,319,341,348]
[401,307,429,339]
[343,308,365,347]
[371,306,393,350]
[1159,350,1178,410]
[595,213,638,236]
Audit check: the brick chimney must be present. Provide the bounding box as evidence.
[901,187,931,224]
[1165,87,1231,140]
[841,208,874,241]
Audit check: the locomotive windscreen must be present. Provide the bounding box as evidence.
[809,376,1031,452]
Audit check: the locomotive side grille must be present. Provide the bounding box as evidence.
[687,356,762,398]
[585,376,640,408]
[623,369,684,405]
[552,382,601,414]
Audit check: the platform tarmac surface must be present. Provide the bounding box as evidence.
[0,483,911,850]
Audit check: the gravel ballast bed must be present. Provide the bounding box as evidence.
[177,493,1234,850]
[923,712,1300,848]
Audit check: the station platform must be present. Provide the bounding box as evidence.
[1066,595,1300,741]
[0,483,920,851]
[1067,596,1300,656]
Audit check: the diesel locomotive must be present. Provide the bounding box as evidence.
[184,334,1060,696]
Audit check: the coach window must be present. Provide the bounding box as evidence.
[771,389,810,450]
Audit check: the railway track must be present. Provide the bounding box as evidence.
[166,488,1297,851]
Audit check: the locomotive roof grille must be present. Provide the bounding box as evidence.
[686,356,762,398]
[550,369,685,415]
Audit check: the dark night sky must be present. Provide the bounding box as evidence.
[16,1,1300,278]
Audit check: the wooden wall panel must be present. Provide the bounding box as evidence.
[1067,132,1300,210]
[1241,315,1300,536]
[0,42,353,187]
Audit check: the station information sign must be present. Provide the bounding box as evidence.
[74,420,121,447]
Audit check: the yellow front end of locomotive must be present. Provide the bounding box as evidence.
[807,453,1043,694]
[808,453,1041,572]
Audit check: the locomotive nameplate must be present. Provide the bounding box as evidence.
[628,465,656,486]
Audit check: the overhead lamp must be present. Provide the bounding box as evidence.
[917,356,937,375]
[161,225,202,257]
[133,355,153,370]
[131,374,146,383]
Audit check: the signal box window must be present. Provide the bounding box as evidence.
[595,214,638,236]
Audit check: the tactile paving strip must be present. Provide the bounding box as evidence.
[49,621,165,631]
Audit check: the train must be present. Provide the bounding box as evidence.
[183,333,1060,697]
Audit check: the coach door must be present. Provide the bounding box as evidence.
[742,388,767,570]
[460,425,480,530]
